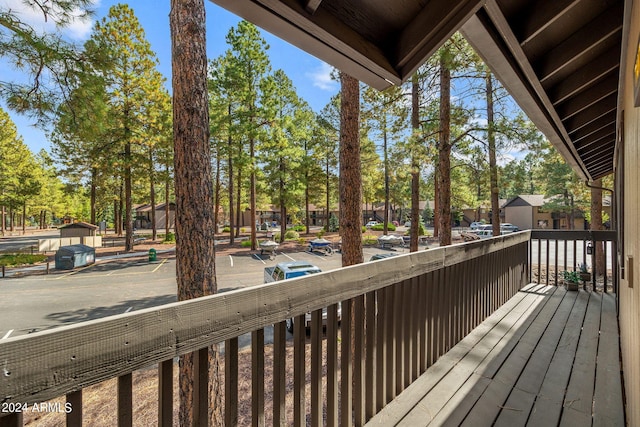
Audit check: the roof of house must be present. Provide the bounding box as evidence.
[59,221,98,230]
[503,195,548,208]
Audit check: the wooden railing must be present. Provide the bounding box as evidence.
[0,232,530,426]
[529,230,618,293]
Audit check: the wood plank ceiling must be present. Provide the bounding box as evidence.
[210,0,626,180]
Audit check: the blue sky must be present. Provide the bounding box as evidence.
[1,0,339,154]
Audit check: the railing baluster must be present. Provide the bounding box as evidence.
[394,282,404,395]
[158,360,172,427]
[273,322,286,427]
[365,291,376,420]
[66,390,82,427]
[375,289,386,412]
[545,239,550,285]
[554,239,559,285]
[537,238,542,284]
[0,412,22,427]
[591,239,597,292]
[403,279,412,388]
[293,314,306,427]
[384,285,395,402]
[252,329,265,427]
[118,373,133,427]
[340,299,353,427]
[310,310,323,427]
[418,275,427,374]
[604,240,609,292]
[427,271,436,367]
[326,304,339,427]
[225,338,239,427]
[195,347,209,426]
[353,295,365,426]
[410,277,419,381]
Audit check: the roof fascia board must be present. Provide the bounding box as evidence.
[210,0,400,89]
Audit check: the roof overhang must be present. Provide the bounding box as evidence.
[209,0,628,180]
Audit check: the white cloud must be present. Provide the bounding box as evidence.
[306,62,338,91]
[0,0,97,40]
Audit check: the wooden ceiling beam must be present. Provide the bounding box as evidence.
[304,0,322,14]
[535,2,623,83]
[556,72,619,120]
[394,0,483,77]
[572,120,616,145]
[514,0,581,45]
[547,51,619,105]
[562,94,617,134]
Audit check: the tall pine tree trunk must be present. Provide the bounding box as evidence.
[486,72,500,237]
[150,149,157,241]
[250,134,257,250]
[170,0,222,424]
[165,164,171,234]
[410,73,420,252]
[228,130,235,244]
[235,168,241,237]
[90,167,97,225]
[383,128,390,235]
[214,152,221,232]
[339,72,363,266]
[22,202,26,234]
[437,55,452,246]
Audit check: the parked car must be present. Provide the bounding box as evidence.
[368,253,397,262]
[264,261,339,332]
[365,221,379,228]
[470,221,484,230]
[501,223,520,232]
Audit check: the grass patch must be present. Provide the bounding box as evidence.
[0,253,48,267]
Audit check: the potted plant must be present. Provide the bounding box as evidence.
[578,263,591,282]
[563,270,581,291]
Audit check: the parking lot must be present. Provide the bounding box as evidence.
[0,244,413,339]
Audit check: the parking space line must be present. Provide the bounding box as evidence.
[53,263,96,280]
[152,258,167,272]
[282,252,295,261]
[125,307,133,313]
[2,330,13,339]
[229,255,234,267]
[253,254,266,264]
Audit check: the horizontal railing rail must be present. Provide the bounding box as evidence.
[529,229,618,293]
[1,231,530,426]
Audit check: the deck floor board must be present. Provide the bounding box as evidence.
[365,285,625,427]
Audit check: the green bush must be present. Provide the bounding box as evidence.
[222,226,231,232]
[316,229,326,239]
[362,234,378,245]
[0,254,47,267]
[284,230,300,240]
[240,240,253,247]
[292,224,305,232]
[362,226,367,233]
[163,232,176,243]
[371,223,396,231]
[404,222,427,236]
[298,238,307,245]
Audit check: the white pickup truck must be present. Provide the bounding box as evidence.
[264,261,337,332]
[264,261,322,284]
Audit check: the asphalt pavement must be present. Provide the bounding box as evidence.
[0,242,413,340]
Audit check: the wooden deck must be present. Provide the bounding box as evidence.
[366,284,625,426]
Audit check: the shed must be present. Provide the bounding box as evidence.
[59,222,98,238]
[54,244,96,270]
